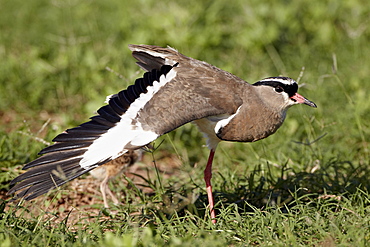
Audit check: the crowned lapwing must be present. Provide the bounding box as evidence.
[9,45,316,223]
[89,149,140,208]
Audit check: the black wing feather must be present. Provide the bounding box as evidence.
[23,149,86,170]
[87,116,116,128]
[97,105,121,123]
[123,87,136,102]
[39,142,92,155]
[119,90,134,107]
[109,97,126,115]
[134,78,148,93]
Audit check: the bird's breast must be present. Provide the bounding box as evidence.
[215,104,286,143]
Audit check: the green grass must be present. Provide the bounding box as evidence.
[1,0,370,246]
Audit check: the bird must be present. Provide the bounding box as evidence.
[89,149,141,208]
[8,44,316,223]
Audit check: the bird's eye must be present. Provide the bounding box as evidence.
[274,86,284,93]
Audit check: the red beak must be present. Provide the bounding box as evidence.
[290,93,317,108]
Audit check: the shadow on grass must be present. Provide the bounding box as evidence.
[151,159,370,221]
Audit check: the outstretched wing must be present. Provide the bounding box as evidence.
[9,45,246,201]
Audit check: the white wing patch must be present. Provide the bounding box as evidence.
[214,106,242,134]
[79,68,177,169]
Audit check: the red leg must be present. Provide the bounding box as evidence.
[204,149,216,224]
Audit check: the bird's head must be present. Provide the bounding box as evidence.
[253,77,317,110]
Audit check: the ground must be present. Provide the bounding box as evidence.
[2,152,184,227]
